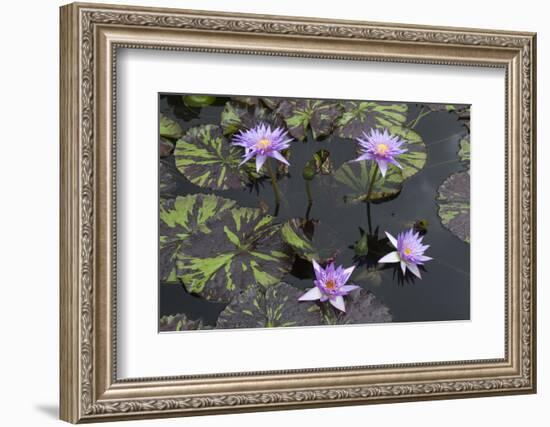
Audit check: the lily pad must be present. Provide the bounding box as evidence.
[177,207,293,302]
[334,160,404,203]
[276,99,342,140]
[159,138,174,158]
[159,194,237,282]
[183,95,216,107]
[159,313,207,332]
[458,135,470,164]
[321,288,393,325]
[280,217,341,264]
[436,171,470,243]
[312,149,332,175]
[220,101,284,136]
[216,282,322,329]
[160,114,183,140]
[456,105,471,131]
[231,96,283,111]
[159,161,179,196]
[174,124,258,191]
[425,103,459,113]
[385,126,427,180]
[335,101,408,140]
[281,218,319,262]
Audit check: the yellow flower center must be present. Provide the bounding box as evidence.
[325,279,336,290]
[404,247,412,256]
[376,143,389,155]
[256,138,271,150]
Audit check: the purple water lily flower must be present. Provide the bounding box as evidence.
[232,123,293,172]
[351,128,407,177]
[298,260,360,312]
[378,229,433,278]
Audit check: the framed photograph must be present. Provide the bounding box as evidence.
[60,2,537,423]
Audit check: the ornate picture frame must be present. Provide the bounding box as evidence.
[60,2,536,423]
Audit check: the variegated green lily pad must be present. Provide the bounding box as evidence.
[220,101,284,136]
[321,288,393,325]
[160,114,183,139]
[280,218,341,263]
[426,104,459,113]
[216,283,322,329]
[458,135,470,164]
[159,114,183,158]
[436,171,470,243]
[174,124,258,191]
[335,101,408,140]
[159,194,236,282]
[281,218,319,262]
[159,313,207,332]
[177,207,293,302]
[386,126,427,180]
[333,161,404,203]
[183,95,216,107]
[231,96,283,111]
[276,99,342,141]
[335,102,426,179]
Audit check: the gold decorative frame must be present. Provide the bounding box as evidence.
[59,2,537,423]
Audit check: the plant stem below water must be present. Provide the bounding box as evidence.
[305,180,313,205]
[365,165,379,202]
[265,159,282,208]
[367,202,373,234]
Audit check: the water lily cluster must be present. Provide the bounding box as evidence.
[158,95,471,332]
[232,123,433,312]
[299,229,433,311]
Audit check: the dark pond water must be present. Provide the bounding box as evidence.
[159,94,470,326]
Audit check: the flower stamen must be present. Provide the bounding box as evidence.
[256,138,271,150]
[376,143,389,155]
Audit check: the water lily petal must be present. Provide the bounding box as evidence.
[269,150,290,166]
[255,154,267,172]
[350,152,372,163]
[379,251,400,263]
[406,262,422,279]
[341,265,356,283]
[312,259,323,277]
[400,260,407,274]
[388,157,403,169]
[385,231,398,248]
[238,151,256,167]
[329,295,346,313]
[298,287,323,301]
[418,255,433,262]
[377,159,388,177]
[340,284,360,294]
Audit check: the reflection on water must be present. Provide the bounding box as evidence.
[159,95,470,326]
